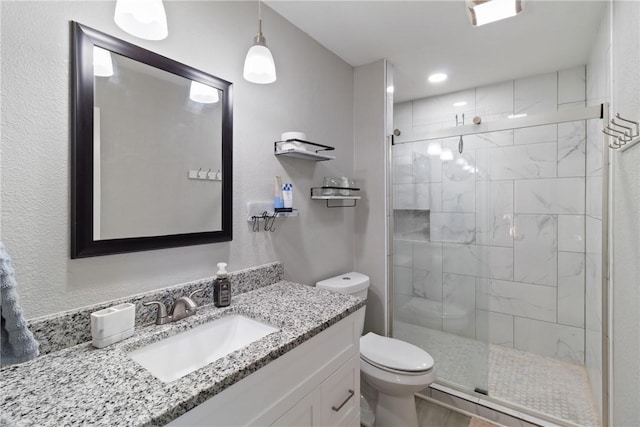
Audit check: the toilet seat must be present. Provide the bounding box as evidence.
[360,333,434,374]
[360,355,433,376]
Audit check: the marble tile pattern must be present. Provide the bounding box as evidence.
[27,262,284,356]
[476,278,556,323]
[513,317,584,364]
[395,322,600,426]
[393,66,593,365]
[514,178,585,215]
[513,214,558,286]
[557,121,586,178]
[476,180,514,247]
[557,252,586,328]
[431,213,476,244]
[514,72,558,115]
[1,282,365,426]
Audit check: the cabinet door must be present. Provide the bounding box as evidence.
[271,389,320,427]
[319,355,360,427]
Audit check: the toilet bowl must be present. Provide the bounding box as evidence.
[316,273,436,427]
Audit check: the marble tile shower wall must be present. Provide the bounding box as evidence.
[393,66,590,364]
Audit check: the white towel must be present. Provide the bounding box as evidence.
[1,242,39,366]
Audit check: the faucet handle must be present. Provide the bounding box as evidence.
[143,301,170,325]
[189,289,205,300]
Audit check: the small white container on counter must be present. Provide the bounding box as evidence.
[91,303,135,348]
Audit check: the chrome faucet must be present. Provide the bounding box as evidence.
[144,289,204,325]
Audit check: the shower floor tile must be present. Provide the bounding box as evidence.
[394,321,600,426]
[489,345,600,426]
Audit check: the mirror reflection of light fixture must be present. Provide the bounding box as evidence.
[93,46,114,77]
[114,0,168,41]
[466,0,523,27]
[243,0,277,84]
[189,81,220,104]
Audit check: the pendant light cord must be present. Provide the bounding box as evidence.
[258,0,262,34]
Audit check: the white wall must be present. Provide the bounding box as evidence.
[611,1,640,425]
[0,1,355,318]
[354,59,390,335]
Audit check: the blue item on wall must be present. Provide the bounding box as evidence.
[0,242,39,366]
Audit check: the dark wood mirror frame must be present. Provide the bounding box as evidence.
[71,22,233,258]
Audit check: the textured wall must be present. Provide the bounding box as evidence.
[611,1,640,425]
[354,60,390,336]
[0,1,355,318]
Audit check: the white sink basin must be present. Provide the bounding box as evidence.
[129,314,279,382]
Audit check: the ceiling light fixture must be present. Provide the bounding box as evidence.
[114,0,168,40]
[453,101,467,107]
[189,81,220,104]
[428,73,448,84]
[93,46,114,77]
[507,113,527,119]
[243,0,277,84]
[466,0,523,27]
[387,86,395,93]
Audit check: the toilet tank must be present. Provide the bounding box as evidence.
[316,272,369,335]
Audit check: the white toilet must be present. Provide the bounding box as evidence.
[317,272,435,427]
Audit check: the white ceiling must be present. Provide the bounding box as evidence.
[267,0,607,102]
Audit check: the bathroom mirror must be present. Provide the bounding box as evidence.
[71,22,233,258]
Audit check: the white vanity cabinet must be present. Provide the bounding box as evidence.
[272,354,360,427]
[168,308,363,427]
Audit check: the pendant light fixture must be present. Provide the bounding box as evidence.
[114,0,168,41]
[243,0,277,84]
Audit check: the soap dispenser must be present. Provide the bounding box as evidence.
[213,262,231,307]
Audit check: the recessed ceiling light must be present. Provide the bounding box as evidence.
[467,0,523,27]
[387,85,395,93]
[507,113,527,119]
[428,73,447,84]
[453,101,467,107]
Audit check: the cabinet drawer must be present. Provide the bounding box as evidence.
[319,354,360,427]
[271,389,319,427]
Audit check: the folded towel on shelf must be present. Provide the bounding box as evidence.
[1,242,39,366]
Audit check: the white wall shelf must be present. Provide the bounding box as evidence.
[274,139,336,161]
[310,187,361,208]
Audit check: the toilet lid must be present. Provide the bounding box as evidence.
[360,332,434,372]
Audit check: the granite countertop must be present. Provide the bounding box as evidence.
[0,281,365,426]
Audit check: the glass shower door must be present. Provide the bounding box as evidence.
[390,135,490,395]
